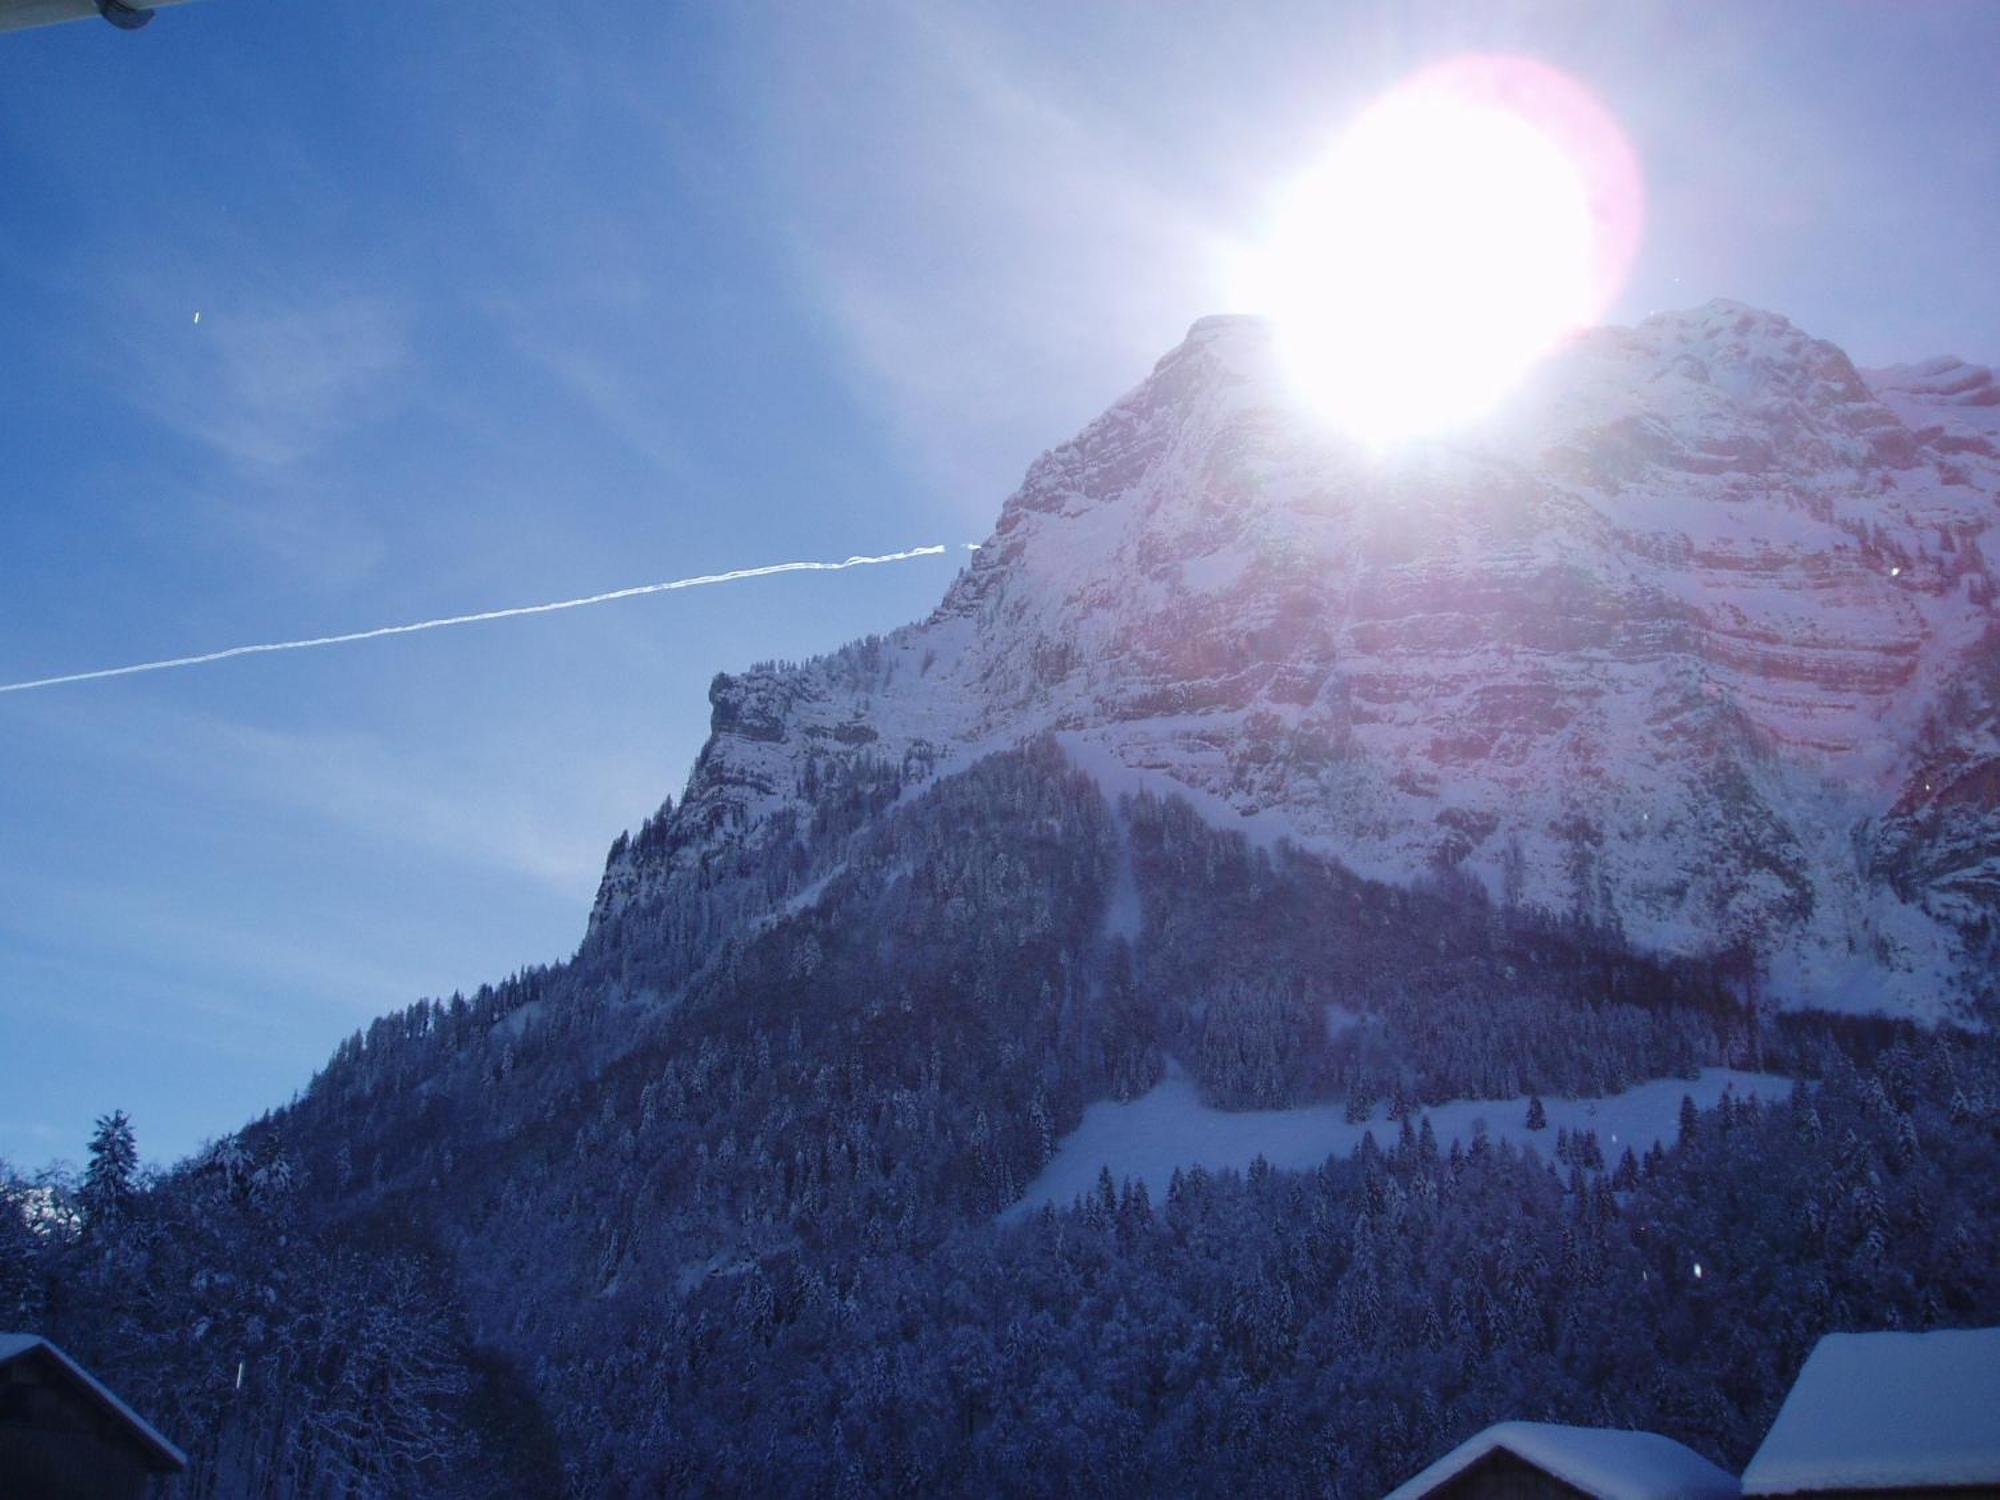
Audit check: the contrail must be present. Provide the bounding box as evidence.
[0,545,948,696]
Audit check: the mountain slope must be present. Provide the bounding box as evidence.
[593,302,2000,1020]
[33,302,2000,1500]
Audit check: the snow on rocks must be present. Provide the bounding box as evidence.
[593,302,2000,1019]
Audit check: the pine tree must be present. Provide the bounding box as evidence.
[1891,1112,1921,1172]
[1421,1301,1447,1352]
[1526,1096,1548,1130]
[1469,1123,1491,1162]
[1677,1094,1699,1148]
[1343,1078,1374,1125]
[82,1109,138,1230]
[1579,1129,1605,1171]
[1118,1178,1153,1243]
[0,1174,44,1327]
[1613,1146,1640,1190]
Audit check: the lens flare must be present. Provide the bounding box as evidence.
[1234,56,1643,445]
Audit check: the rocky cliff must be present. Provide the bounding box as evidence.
[591,303,2000,1020]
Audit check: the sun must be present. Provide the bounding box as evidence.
[1234,57,1642,446]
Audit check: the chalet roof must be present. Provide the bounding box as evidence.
[1383,1420,1740,1500]
[0,1332,188,1472]
[1741,1327,2000,1495]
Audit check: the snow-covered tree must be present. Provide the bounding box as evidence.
[81,1109,138,1230]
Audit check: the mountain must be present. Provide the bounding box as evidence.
[594,300,2000,1020]
[16,304,2000,1499]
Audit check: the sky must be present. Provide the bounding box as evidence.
[2,1,1995,1169]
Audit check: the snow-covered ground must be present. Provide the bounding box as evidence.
[1004,1062,1794,1220]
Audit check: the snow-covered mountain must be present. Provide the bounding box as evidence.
[134,302,2000,1500]
[591,301,2000,1021]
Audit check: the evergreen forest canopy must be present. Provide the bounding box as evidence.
[6,745,1997,1496]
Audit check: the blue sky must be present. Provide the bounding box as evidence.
[3,1,1995,1168]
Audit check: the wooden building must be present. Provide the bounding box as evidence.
[1382,1420,1741,1500]
[0,1333,187,1500]
[1740,1327,2000,1498]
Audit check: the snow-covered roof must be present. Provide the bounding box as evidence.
[1741,1327,2000,1494]
[0,1332,188,1471]
[1383,1420,1740,1500]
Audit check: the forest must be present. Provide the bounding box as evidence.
[5,745,1995,1496]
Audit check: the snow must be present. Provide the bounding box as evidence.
[1740,1327,2000,1494]
[1863,357,2000,445]
[1323,1004,1368,1042]
[491,998,546,1040]
[1055,729,1320,859]
[1382,1420,1740,1500]
[1178,542,1257,595]
[1101,833,1141,943]
[1003,1063,1792,1220]
[605,299,2000,1027]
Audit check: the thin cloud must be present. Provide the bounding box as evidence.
[735,3,1238,507]
[139,289,411,471]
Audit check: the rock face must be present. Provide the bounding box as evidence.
[591,302,2000,1020]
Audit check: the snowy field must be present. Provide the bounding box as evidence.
[1005,1062,1795,1220]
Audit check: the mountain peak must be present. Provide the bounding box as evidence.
[595,303,2000,1020]
[1181,312,1272,343]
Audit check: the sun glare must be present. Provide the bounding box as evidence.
[1236,57,1642,445]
